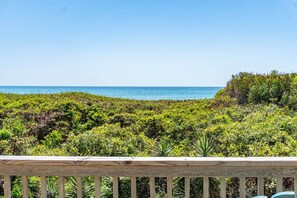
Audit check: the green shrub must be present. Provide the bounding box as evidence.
[0,129,12,140]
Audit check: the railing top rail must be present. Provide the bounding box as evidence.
[1,156,297,163]
[1,156,297,177]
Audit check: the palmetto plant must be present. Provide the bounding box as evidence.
[191,135,219,197]
[46,178,59,198]
[194,135,214,157]
[153,140,174,197]
[65,176,94,198]
[154,140,174,157]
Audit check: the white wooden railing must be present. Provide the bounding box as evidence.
[1,156,297,198]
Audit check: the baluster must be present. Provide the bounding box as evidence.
[76,176,83,198]
[58,176,65,198]
[167,177,172,198]
[292,177,297,197]
[185,177,190,198]
[131,177,137,198]
[4,175,11,198]
[150,177,155,198]
[203,177,209,198]
[239,177,246,198]
[276,177,282,193]
[95,176,101,198]
[113,177,119,198]
[220,177,226,198]
[40,176,47,198]
[22,176,29,198]
[257,177,264,196]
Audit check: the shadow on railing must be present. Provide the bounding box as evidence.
[1,156,297,198]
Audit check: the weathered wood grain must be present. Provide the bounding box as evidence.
[95,176,100,198]
[1,157,297,177]
[239,177,246,198]
[59,176,65,198]
[203,177,209,198]
[149,177,155,198]
[40,176,46,198]
[258,177,264,196]
[276,176,282,193]
[167,177,172,198]
[22,176,29,198]
[294,177,297,197]
[4,175,11,198]
[185,177,190,198]
[220,177,226,198]
[113,177,118,198]
[76,176,82,198]
[131,177,137,198]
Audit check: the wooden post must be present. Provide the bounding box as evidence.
[4,175,11,198]
[113,177,119,198]
[95,176,101,198]
[220,177,226,198]
[150,177,155,198]
[239,177,246,198]
[76,176,83,198]
[294,177,297,197]
[40,176,47,198]
[131,177,137,198]
[58,176,65,198]
[203,177,209,198]
[167,177,172,198]
[258,177,264,196]
[22,176,29,198]
[185,177,190,198]
[276,177,282,193]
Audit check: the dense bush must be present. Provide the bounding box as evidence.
[224,71,297,106]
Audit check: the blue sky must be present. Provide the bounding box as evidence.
[0,0,297,86]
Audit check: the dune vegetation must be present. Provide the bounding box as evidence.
[1,71,297,197]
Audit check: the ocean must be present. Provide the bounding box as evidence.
[0,86,222,100]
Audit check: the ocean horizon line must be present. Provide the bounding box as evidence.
[0,86,223,100]
[0,85,224,88]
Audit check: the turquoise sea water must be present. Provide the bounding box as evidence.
[0,86,222,100]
